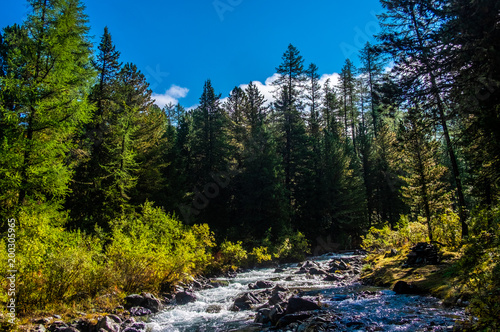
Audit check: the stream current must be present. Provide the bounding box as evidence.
[148,253,465,331]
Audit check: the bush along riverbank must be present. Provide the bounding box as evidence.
[359,209,500,331]
[0,201,311,331]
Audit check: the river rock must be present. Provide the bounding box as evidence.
[97,316,120,332]
[254,308,272,324]
[269,304,285,324]
[393,280,424,295]
[308,267,327,275]
[274,267,286,273]
[124,294,143,308]
[323,273,344,281]
[175,291,197,305]
[32,325,46,332]
[124,293,162,313]
[329,259,349,271]
[285,297,321,314]
[209,279,230,288]
[126,322,147,331]
[231,292,261,311]
[300,260,319,269]
[35,318,52,325]
[129,307,152,316]
[206,304,223,313]
[249,280,274,289]
[106,315,122,324]
[276,313,313,328]
[269,292,286,305]
[55,328,79,332]
[47,321,67,332]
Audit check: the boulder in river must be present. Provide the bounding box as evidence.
[309,267,328,275]
[393,280,424,295]
[248,280,274,289]
[231,292,261,311]
[175,291,197,305]
[285,297,321,314]
[276,312,313,328]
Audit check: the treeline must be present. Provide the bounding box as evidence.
[0,0,499,319]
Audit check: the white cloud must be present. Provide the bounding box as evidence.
[152,84,189,108]
[227,72,340,106]
[319,72,340,89]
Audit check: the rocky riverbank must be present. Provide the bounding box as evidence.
[360,243,471,307]
[25,251,468,332]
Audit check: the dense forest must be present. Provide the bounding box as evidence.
[1,0,499,329]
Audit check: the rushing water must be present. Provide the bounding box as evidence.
[148,253,465,331]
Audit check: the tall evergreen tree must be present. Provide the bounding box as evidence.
[378,0,469,237]
[400,107,452,241]
[338,59,358,148]
[359,42,384,137]
[0,0,94,216]
[272,44,309,210]
[66,26,121,228]
[185,80,232,234]
[230,82,289,241]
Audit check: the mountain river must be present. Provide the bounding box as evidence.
[147,253,466,331]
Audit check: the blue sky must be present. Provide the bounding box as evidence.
[1,0,384,108]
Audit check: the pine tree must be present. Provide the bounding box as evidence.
[378,0,469,237]
[272,44,309,211]
[338,59,358,148]
[66,26,122,228]
[400,108,452,241]
[185,80,232,234]
[230,82,289,241]
[0,0,94,215]
[359,42,384,137]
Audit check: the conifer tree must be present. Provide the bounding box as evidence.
[338,59,357,146]
[378,0,469,237]
[400,108,452,241]
[67,26,121,227]
[272,44,309,211]
[0,0,94,215]
[230,82,289,240]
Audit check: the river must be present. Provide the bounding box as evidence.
[147,253,465,331]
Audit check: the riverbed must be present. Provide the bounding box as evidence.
[147,253,465,331]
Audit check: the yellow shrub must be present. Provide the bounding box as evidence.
[248,246,272,265]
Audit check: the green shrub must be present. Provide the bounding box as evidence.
[274,231,310,262]
[248,246,272,265]
[457,208,500,330]
[1,201,215,315]
[361,216,428,252]
[219,240,248,270]
[432,210,461,247]
[107,201,215,292]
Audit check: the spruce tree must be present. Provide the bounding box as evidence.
[272,44,309,213]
